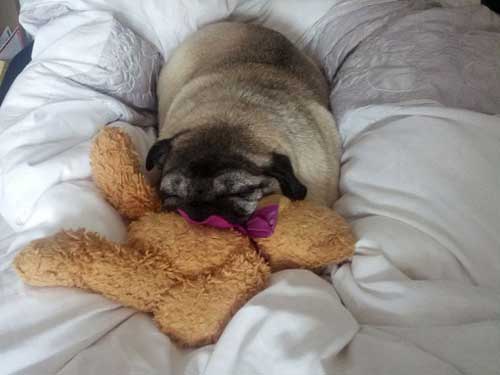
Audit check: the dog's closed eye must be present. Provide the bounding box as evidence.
[217,185,261,198]
[160,174,188,198]
[213,172,268,194]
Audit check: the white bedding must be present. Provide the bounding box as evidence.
[1,1,500,374]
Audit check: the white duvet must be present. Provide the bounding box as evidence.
[1,1,500,374]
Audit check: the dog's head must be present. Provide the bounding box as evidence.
[146,125,307,224]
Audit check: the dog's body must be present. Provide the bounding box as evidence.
[148,22,341,223]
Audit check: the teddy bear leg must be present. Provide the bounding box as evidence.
[13,229,175,312]
[153,249,270,348]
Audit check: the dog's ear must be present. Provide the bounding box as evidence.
[265,153,307,200]
[146,138,172,171]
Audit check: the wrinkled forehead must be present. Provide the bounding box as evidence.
[160,170,266,196]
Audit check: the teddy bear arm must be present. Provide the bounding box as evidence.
[90,127,161,220]
[256,201,356,271]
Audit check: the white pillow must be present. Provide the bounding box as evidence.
[19,0,238,56]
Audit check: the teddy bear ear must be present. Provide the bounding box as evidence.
[146,138,172,171]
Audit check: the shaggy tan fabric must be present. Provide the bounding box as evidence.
[256,198,356,271]
[14,228,269,347]
[90,127,161,219]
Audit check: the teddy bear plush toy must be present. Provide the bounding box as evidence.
[13,127,356,348]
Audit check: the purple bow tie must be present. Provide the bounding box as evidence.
[177,204,279,238]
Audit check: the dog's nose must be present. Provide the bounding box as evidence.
[183,203,212,222]
[189,184,210,201]
[194,188,205,198]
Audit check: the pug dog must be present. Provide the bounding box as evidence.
[146,22,341,224]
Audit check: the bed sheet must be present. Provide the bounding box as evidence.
[1,1,499,374]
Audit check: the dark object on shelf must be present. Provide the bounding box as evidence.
[483,0,500,14]
[0,40,33,106]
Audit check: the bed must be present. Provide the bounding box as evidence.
[1,1,499,374]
